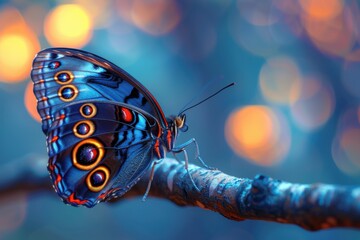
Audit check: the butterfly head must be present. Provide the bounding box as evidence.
[175,114,188,132]
[167,114,188,136]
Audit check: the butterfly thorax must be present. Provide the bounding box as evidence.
[164,114,188,150]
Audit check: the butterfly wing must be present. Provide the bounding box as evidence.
[31,48,168,134]
[47,100,156,207]
[30,48,171,207]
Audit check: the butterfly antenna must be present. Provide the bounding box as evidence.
[179,80,213,114]
[178,82,235,115]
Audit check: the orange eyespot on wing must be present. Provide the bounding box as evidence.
[73,120,95,138]
[54,70,74,85]
[72,138,105,171]
[86,166,110,192]
[58,85,78,102]
[80,103,97,118]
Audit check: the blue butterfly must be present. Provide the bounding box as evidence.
[31,48,206,207]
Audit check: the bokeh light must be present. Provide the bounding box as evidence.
[225,105,291,166]
[0,7,40,83]
[332,109,360,175]
[301,2,354,57]
[44,4,92,48]
[0,193,27,235]
[116,0,181,36]
[259,56,301,105]
[24,81,41,122]
[73,0,110,28]
[132,0,180,35]
[299,0,344,20]
[291,77,334,131]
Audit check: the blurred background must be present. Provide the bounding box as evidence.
[0,0,360,239]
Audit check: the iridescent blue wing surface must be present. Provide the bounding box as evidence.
[30,48,175,207]
[47,100,156,207]
[31,48,168,134]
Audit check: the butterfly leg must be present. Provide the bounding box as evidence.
[142,159,163,201]
[173,138,217,170]
[172,147,200,192]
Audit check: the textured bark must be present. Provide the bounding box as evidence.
[129,159,360,231]
[1,157,360,231]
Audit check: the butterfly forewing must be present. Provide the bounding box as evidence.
[31,48,166,134]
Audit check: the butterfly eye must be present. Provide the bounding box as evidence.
[86,166,110,192]
[72,138,104,170]
[54,71,74,84]
[58,85,78,102]
[80,103,97,118]
[73,120,95,138]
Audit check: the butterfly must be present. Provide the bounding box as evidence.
[31,48,209,207]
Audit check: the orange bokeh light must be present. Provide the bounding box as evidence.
[0,7,40,83]
[73,0,110,28]
[132,0,180,35]
[24,81,41,122]
[225,106,290,166]
[300,0,343,20]
[301,3,354,57]
[117,0,181,35]
[44,4,92,48]
[232,107,274,148]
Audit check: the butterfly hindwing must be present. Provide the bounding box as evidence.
[46,101,156,207]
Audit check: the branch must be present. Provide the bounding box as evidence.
[1,157,359,231]
[0,154,52,198]
[129,159,360,231]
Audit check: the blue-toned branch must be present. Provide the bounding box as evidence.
[1,157,359,231]
[129,159,360,231]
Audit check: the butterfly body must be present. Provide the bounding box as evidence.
[31,48,188,207]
